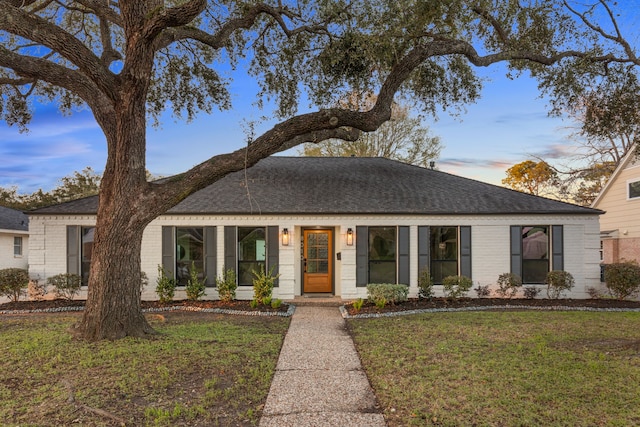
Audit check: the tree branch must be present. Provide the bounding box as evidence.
[142,0,207,43]
[0,1,119,99]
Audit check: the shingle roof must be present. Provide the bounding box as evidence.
[29,157,602,216]
[0,206,29,231]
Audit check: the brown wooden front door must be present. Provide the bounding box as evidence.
[303,229,333,293]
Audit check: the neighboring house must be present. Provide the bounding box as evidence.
[28,157,603,300]
[592,145,640,267]
[0,206,29,270]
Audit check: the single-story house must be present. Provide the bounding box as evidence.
[592,144,640,266]
[28,157,603,300]
[0,205,29,271]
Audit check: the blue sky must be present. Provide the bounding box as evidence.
[0,62,575,194]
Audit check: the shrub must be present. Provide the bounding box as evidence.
[366,283,409,306]
[474,284,491,298]
[216,269,237,302]
[252,265,279,305]
[545,270,575,299]
[418,268,434,300]
[495,273,522,299]
[155,265,177,303]
[47,273,82,300]
[604,261,640,300]
[271,299,282,309]
[375,297,387,309]
[0,268,29,302]
[27,277,47,301]
[352,298,364,312]
[185,261,206,301]
[586,286,603,299]
[249,299,258,309]
[523,286,541,299]
[442,275,473,299]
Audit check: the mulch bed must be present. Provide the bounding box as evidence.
[345,297,640,316]
[3,297,640,316]
[0,299,290,314]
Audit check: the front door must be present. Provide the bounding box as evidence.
[303,229,333,293]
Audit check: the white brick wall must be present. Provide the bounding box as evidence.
[28,213,602,301]
[0,232,28,270]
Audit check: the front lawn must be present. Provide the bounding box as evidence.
[348,311,640,426]
[0,312,289,426]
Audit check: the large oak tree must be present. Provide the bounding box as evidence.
[0,0,635,340]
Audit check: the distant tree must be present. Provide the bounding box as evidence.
[0,167,100,210]
[502,160,559,196]
[302,98,442,167]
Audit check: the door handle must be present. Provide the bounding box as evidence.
[303,258,307,273]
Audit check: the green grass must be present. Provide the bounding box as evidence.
[0,313,289,426]
[348,311,640,426]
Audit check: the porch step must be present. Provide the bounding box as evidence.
[286,295,350,307]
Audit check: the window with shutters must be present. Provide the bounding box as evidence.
[238,227,266,286]
[175,227,204,286]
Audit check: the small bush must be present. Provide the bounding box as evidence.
[366,283,409,306]
[271,299,282,309]
[252,265,279,305]
[27,277,47,301]
[46,273,82,300]
[216,269,237,302]
[155,265,177,303]
[495,273,522,299]
[604,261,640,300]
[249,299,258,309]
[586,286,603,299]
[418,268,434,300]
[523,286,541,299]
[185,261,206,301]
[375,297,387,309]
[0,268,29,302]
[474,285,491,298]
[545,270,575,299]
[441,275,473,299]
[352,298,364,312]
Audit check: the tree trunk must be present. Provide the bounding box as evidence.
[74,215,154,340]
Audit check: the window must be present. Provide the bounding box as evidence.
[238,227,266,286]
[521,226,549,283]
[13,236,22,256]
[430,227,458,284]
[81,227,95,285]
[368,227,397,283]
[175,227,204,286]
[629,179,640,199]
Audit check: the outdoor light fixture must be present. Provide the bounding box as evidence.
[346,228,354,246]
[282,228,289,246]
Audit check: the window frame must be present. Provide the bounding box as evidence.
[80,226,95,286]
[13,236,22,257]
[175,227,205,287]
[628,178,640,200]
[237,226,267,287]
[513,225,557,285]
[367,226,398,284]
[430,226,460,285]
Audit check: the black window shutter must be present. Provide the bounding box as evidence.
[552,225,564,271]
[161,226,175,279]
[224,226,237,279]
[356,226,368,287]
[204,226,216,287]
[460,226,472,278]
[510,226,522,278]
[267,226,279,287]
[67,225,80,275]
[398,226,410,285]
[418,226,430,275]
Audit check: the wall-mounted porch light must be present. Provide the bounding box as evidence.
[346,228,354,246]
[282,228,290,246]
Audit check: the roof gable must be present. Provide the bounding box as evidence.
[30,157,602,216]
[592,144,639,208]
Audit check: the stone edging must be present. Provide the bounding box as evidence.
[339,304,640,319]
[0,304,297,317]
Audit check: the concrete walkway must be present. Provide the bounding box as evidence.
[259,305,386,426]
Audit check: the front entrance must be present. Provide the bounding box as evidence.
[303,229,333,293]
